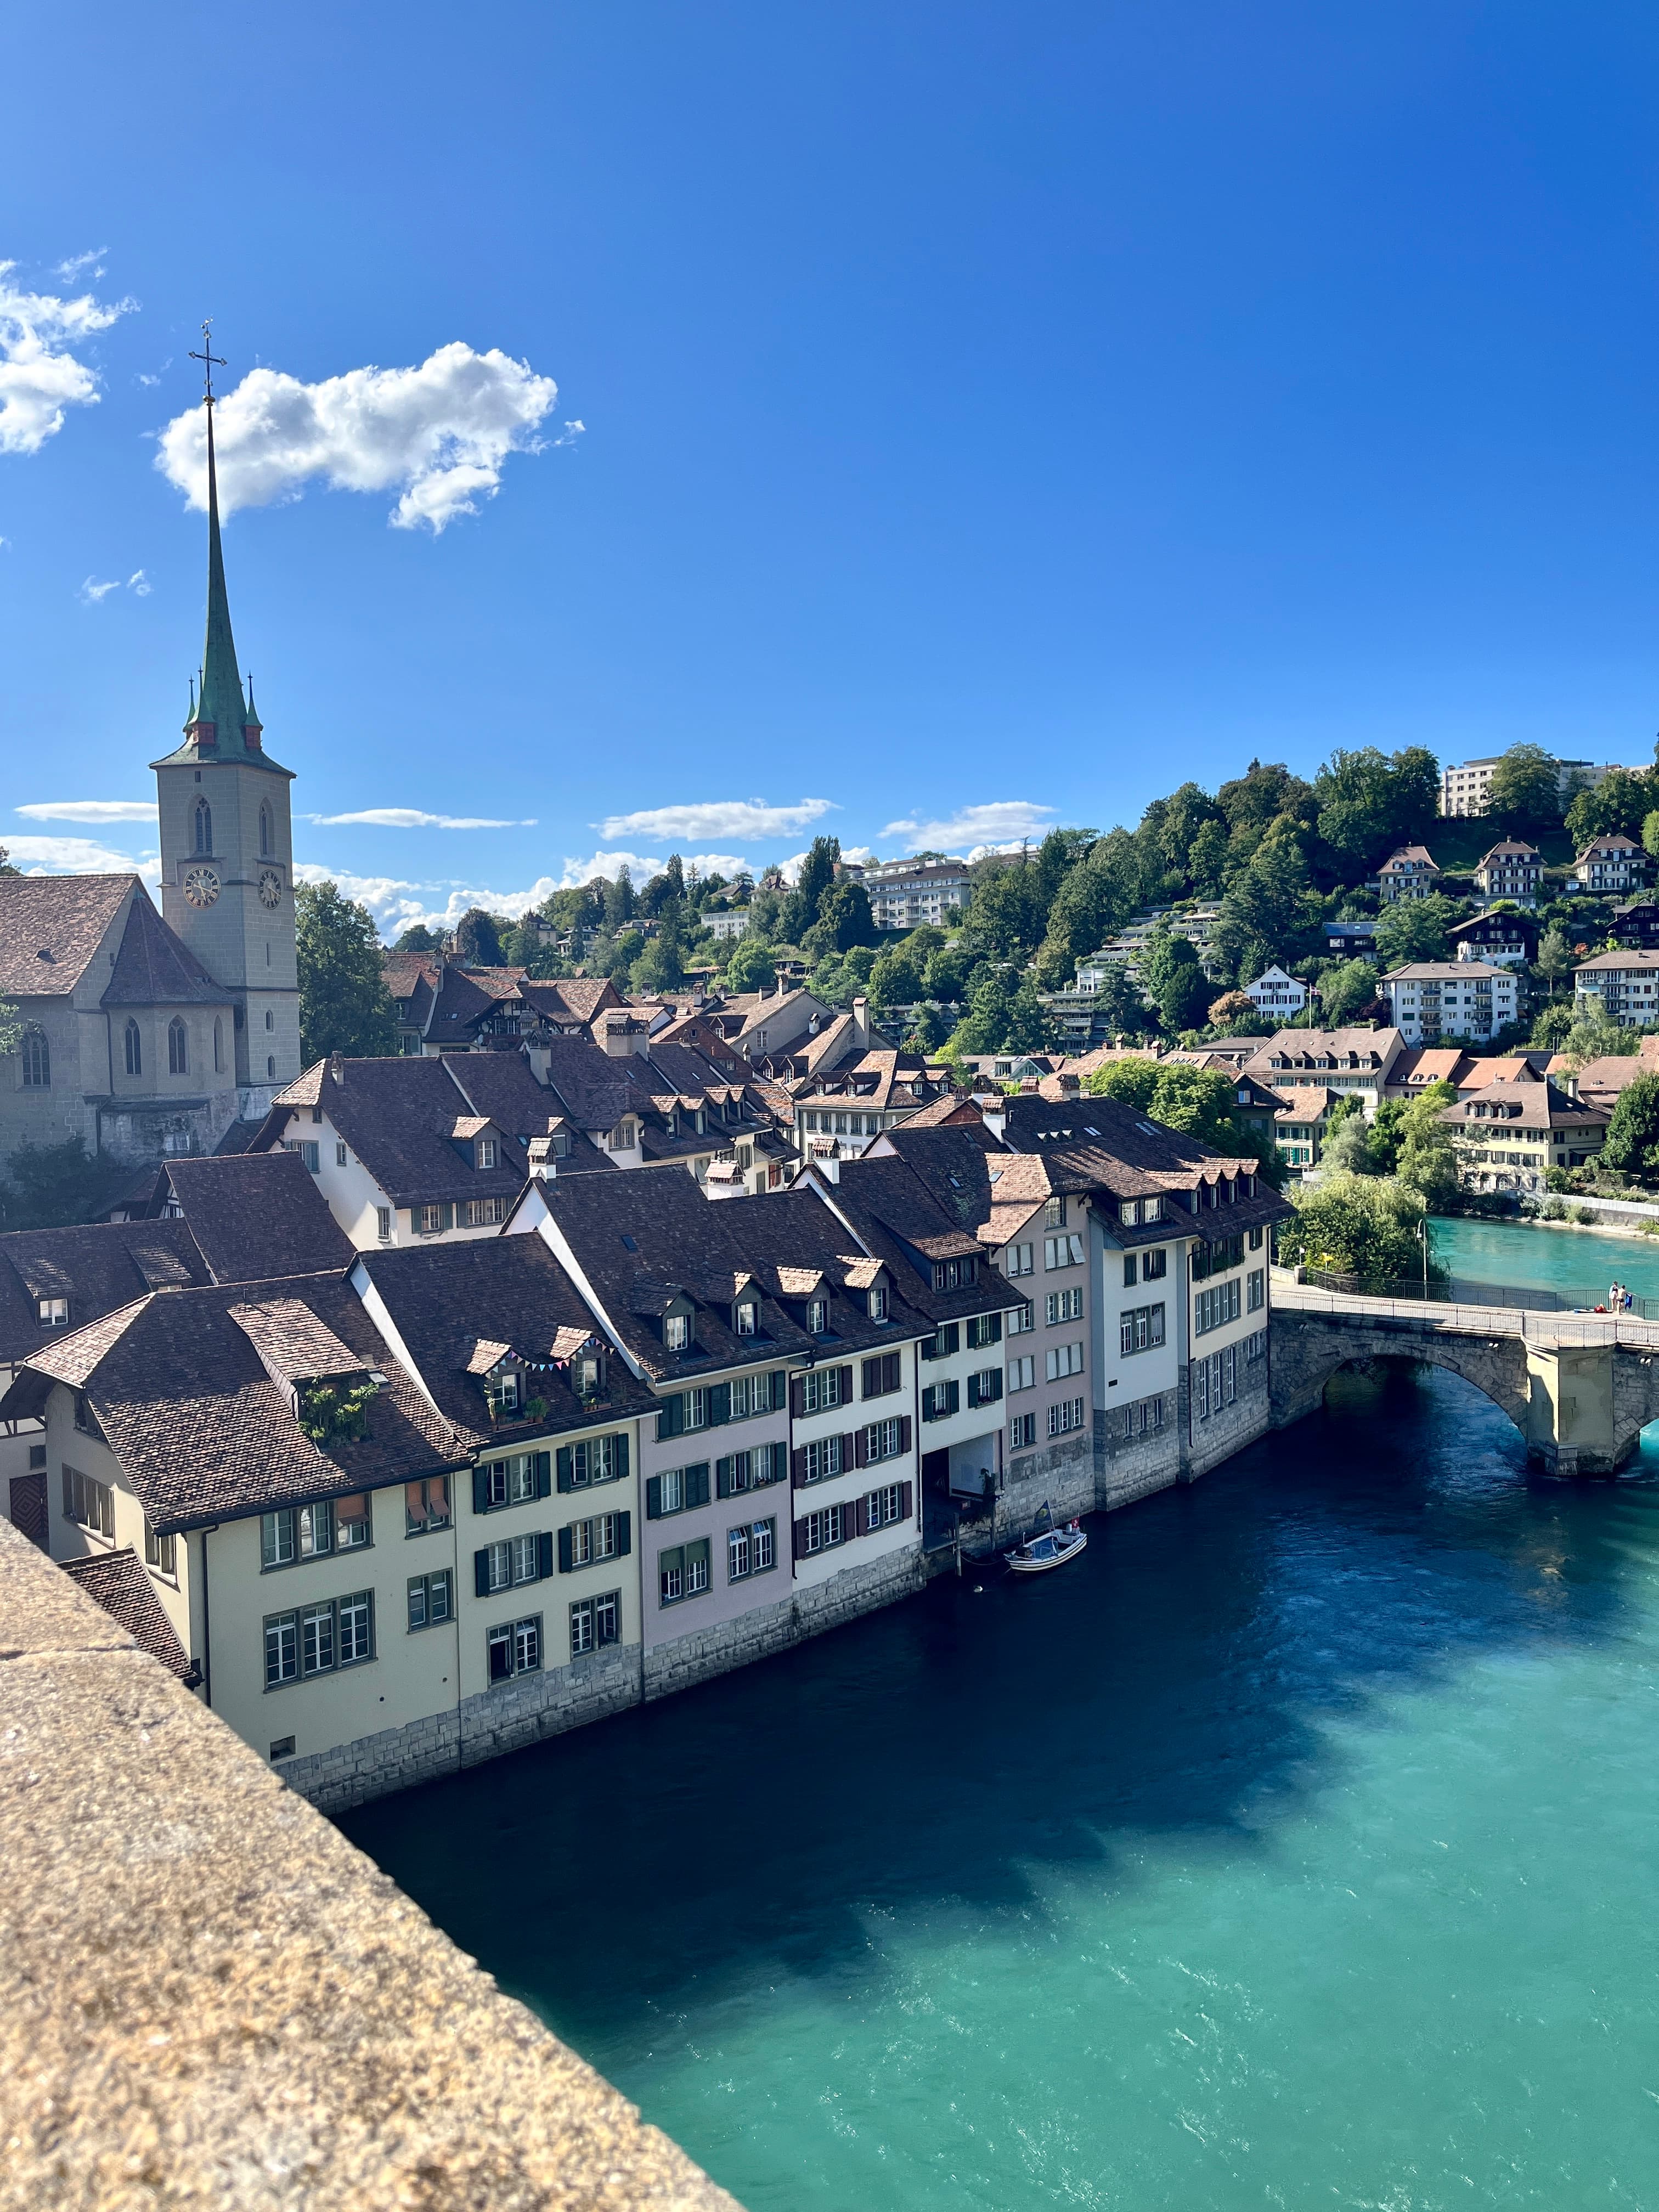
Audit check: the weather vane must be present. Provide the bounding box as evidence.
[187,319,226,407]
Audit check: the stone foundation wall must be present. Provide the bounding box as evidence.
[997,1434,1094,1542]
[644,1542,926,1702]
[1095,1392,1183,1507]
[1186,1357,1272,1479]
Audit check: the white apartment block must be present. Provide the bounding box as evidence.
[856,859,970,932]
[1379,962,1520,1044]
[1440,754,1634,819]
[1574,950,1659,1028]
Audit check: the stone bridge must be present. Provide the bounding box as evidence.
[1271,1285,1659,1476]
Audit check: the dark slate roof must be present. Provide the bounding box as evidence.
[992,1094,1292,1243]
[0,1220,213,1367]
[60,1549,194,1679]
[157,1152,356,1284]
[715,1189,934,1352]
[212,1116,266,1156]
[100,893,229,1008]
[440,1051,567,1143]
[422,964,528,1046]
[258,1058,529,1208]
[1,1274,470,1535]
[874,1125,1007,1233]
[520,977,623,1025]
[0,873,134,998]
[353,1237,659,1444]
[818,1154,1017,1325]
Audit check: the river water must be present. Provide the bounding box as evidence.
[343,1220,1659,2210]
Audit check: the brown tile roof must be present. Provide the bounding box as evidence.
[60,1550,193,1680]
[992,1093,1290,1239]
[0,1221,213,1367]
[99,893,229,1008]
[0,873,134,998]
[1440,1081,1607,1134]
[1242,1028,1404,1077]
[1572,1034,1659,1105]
[821,1153,1018,1325]
[3,1276,470,1534]
[229,1297,366,1384]
[354,1234,659,1443]
[521,976,623,1024]
[157,1152,356,1283]
[259,1058,529,1209]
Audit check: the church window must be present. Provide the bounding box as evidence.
[20,1029,50,1088]
[168,1018,189,1075]
[265,1009,274,1031]
[194,799,212,854]
[267,1056,276,1079]
[259,804,271,857]
[124,1020,142,1077]
[213,1018,223,1073]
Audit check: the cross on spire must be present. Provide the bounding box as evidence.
[188,320,226,407]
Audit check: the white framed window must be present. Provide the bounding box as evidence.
[1120,1303,1166,1356]
[143,1521,177,1576]
[735,1300,757,1336]
[865,1417,904,1462]
[488,1615,541,1681]
[1045,1197,1065,1228]
[376,1206,393,1243]
[1006,1243,1034,1276]
[1009,1412,1036,1449]
[727,1517,777,1581]
[664,1313,691,1351]
[1007,1300,1034,1335]
[1045,1340,1084,1383]
[1046,1287,1083,1324]
[38,1295,69,1328]
[476,1137,498,1170]
[658,1537,711,1605]
[866,1484,905,1531]
[1008,1355,1035,1391]
[407,1570,453,1630]
[800,1504,846,1555]
[803,1367,844,1414]
[1047,1396,1085,1437]
[569,1589,620,1656]
[869,1286,889,1321]
[802,1434,844,1482]
[335,1141,348,1166]
[807,1297,828,1334]
[1043,1234,1084,1271]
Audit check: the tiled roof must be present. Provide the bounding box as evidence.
[823,1153,1017,1325]
[2,1275,470,1534]
[258,1058,529,1208]
[1475,841,1541,865]
[1386,1047,1473,1088]
[1379,846,1439,870]
[1574,949,1659,973]
[0,1220,213,1367]
[1273,1086,1338,1120]
[99,894,229,1008]
[1383,961,1509,981]
[520,977,623,1025]
[0,873,134,998]
[157,1151,356,1283]
[991,1093,1291,1240]
[60,1550,193,1680]
[229,1297,366,1383]
[1242,1028,1404,1077]
[1440,1081,1607,1133]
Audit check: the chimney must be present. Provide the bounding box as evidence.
[329,1054,345,1088]
[852,995,870,1048]
[525,1039,551,1084]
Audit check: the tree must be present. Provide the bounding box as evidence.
[1087,962,1154,1042]
[1536,926,1573,997]
[296,881,398,1064]
[1005,977,1059,1053]
[1206,989,1257,1029]
[1373,892,1462,969]
[908,1002,955,1053]
[1212,819,1321,980]
[806,878,878,957]
[454,907,504,966]
[723,935,778,993]
[603,867,636,929]
[1393,1084,1461,1210]
[1599,1074,1659,1184]
[1321,1103,1379,1176]
[392,922,441,952]
[1312,746,1440,875]
[1277,1171,1436,1285]
[0,1137,132,1232]
[1644,810,1659,861]
[630,908,686,995]
[1141,930,1210,1032]
[1487,743,1563,826]
[1317,957,1381,1025]
[1188,817,1231,897]
[1566,768,1657,848]
[779,837,840,944]
[1216,759,1316,836]
[950,969,1018,1054]
[1084,1059,1286,1183]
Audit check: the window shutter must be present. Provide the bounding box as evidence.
[614,1432,629,1480]
[842,1431,858,1472]
[793,1516,808,1560]
[472,1466,490,1515]
[791,1447,806,1486]
[899,1480,913,1521]
[790,1375,805,1418]
[556,1447,574,1493]
[685,1462,710,1508]
[838,1365,854,1405]
[770,1369,787,1411]
[534,1451,552,1497]
[538,1530,555,1579]
[442,1203,455,1232]
[861,1357,878,1400]
[645,1475,663,1519]
[853,1426,868,1469]
[887,1353,901,1392]
[986,1313,1001,1344]
[615,1510,631,1558]
[709,1381,732,1426]
[557,1526,573,1573]
[473,1548,490,1598]
[716,1457,733,1499]
[657,1395,684,1441]
[899,1417,912,1454]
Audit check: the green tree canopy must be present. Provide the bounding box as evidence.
[1141,930,1210,1032]
[1316,956,1382,1025]
[1373,892,1462,969]
[950,969,1018,1054]
[778,838,840,944]
[1487,743,1564,825]
[0,1137,132,1232]
[454,907,505,966]
[1216,759,1316,836]
[1597,1073,1659,1182]
[1276,1170,1434,1284]
[1312,746,1440,874]
[1566,768,1658,848]
[1005,977,1059,1053]
[804,877,878,957]
[1535,926,1573,996]
[723,935,778,993]
[392,922,441,952]
[1212,819,1321,980]
[1084,1059,1285,1182]
[295,880,399,1064]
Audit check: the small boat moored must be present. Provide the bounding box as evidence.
[1005,1516,1087,1575]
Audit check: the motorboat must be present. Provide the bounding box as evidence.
[1005,1519,1087,1575]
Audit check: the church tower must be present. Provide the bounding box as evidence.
[153,349,301,1102]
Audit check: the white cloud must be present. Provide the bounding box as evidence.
[878,801,1057,854]
[54,249,106,282]
[127,568,151,596]
[5,834,159,879]
[301,808,538,830]
[554,420,585,446]
[78,575,120,603]
[16,800,157,823]
[294,850,757,940]
[596,798,836,843]
[155,341,560,534]
[0,261,136,456]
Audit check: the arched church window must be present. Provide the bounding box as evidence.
[259,804,271,857]
[267,1056,276,1079]
[194,799,212,854]
[213,1017,223,1073]
[20,1029,49,1088]
[124,1019,142,1077]
[168,1018,189,1076]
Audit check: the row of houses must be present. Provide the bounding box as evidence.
[0,1086,1287,1813]
[1378,834,1647,904]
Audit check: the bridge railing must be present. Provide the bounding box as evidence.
[1275,1279,1659,1348]
[1290,1266,1659,1322]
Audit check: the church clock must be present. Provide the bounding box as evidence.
[183,865,221,908]
[259,868,283,908]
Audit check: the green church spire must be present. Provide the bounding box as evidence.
[188,398,249,749]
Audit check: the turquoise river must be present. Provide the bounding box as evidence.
[342,1218,1659,2210]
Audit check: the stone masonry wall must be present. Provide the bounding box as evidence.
[1095,1391,1183,1508]
[997,1432,1094,1543]
[1186,1355,1272,1480]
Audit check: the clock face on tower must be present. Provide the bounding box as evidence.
[183,865,221,909]
[259,868,283,909]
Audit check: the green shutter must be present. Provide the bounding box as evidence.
[473,1548,490,1597]
[709,1381,731,1426]
[615,1510,631,1559]
[770,1368,787,1410]
[716,1457,732,1499]
[472,1466,490,1515]
[685,1462,710,1509]
[556,1447,574,1493]
[557,1526,573,1573]
[657,1395,684,1441]
[614,1432,629,1480]
[538,1530,555,1579]
[645,1475,663,1519]
[534,1451,552,1497]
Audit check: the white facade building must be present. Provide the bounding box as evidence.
[1379,961,1519,1044]
[1243,966,1307,1020]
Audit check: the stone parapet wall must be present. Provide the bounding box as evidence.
[0,1514,739,2210]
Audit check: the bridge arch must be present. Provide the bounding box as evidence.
[1273,1322,1531,1439]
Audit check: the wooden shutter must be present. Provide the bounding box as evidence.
[899,1480,913,1521]
[790,1375,805,1418]
[534,1451,552,1497]
[853,1426,868,1469]
[472,1466,490,1515]
[840,1431,857,1472]
[885,1353,901,1393]
[793,1515,809,1560]
[838,1365,854,1406]
[645,1474,663,1519]
[985,1313,1001,1344]
[791,1446,806,1486]
[854,1493,870,1538]
[716,1456,733,1499]
[861,1357,879,1400]
[555,1447,574,1493]
[657,1395,684,1441]
[473,1548,490,1597]
[557,1526,573,1573]
[770,1369,787,1410]
[614,1433,629,1480]
[709,1381,732,1426]
[538,1530,555,1579]
[615,1511,631,1558]
[899,1417,912,1455]
[685,1462,710,1508]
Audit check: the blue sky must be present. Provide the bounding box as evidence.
[4,2,1659,934]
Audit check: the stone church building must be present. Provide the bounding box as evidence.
[0,405,300,1176]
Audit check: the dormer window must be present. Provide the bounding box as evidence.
[574,1351,605,1399]
[1142,1197,1163,1223]
[735,1299,757,1336]
[665,1313,692,1351]
[37,1296,69,1328]
[1119,1200,1138,1227]
[807,1297,828,1335]
[611,1120,636,1152]
[869,1286,889,1322]
[495,1370,521,1414]
[1045,1197,1065,1228]
[476,1137,498,1170]
[931,1258,977,1290]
